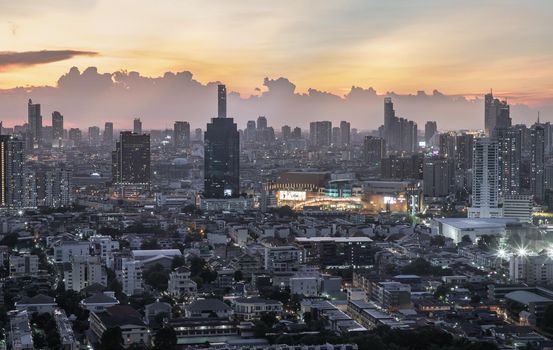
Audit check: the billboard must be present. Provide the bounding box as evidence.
[279,191,307,201]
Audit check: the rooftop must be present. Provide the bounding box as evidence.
[505,291,553,305]
[434,218,518,230]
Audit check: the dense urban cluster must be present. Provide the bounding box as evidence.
[1,86,553,350]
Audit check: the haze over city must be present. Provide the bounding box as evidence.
[2,0,553,128]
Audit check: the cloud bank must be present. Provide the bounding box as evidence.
[0,51,98,71]
[0,66,549,131]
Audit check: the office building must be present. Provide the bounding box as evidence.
[494,127,521,197]
[27,99,42,148]
[439,133,456,159]
[68,128,82,146]
[88,126,101,146]
[103,122,114,147]
[380,154,424,180]
[423,157,454,197]
[382,97,418,153]
[340,121,351,146]
[0,136,25,208]
[174,121,191,149]
[363,136,385,165]
[531,125,545,201]
[485,92,511,135]
[204,84,240,198]
[112,132,151,193]
[133,118,142,134]
[469,138,502,218]
[281,125,291,140]
[52,111,64,147]
[425,121,437,144]
[310,121,332,147]
[503,195,533,223]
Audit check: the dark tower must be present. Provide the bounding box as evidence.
[218,84,227,118]
[204,85,239,198]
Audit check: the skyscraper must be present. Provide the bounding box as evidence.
[423,157,454,197]
[309,121,332,147]
[281,125,291,140]
[468,138,501,218]
[204,84,240,198]
[363,136,386,165]
[28,99,42,149]
[0,135,25,208]
[484,92,511,135]
[174,121,191,149]
[438,133,456,159]
[112,132,151,191]
[52,111,64,146]
[494,127,521,197]
[218,84,227,118]
[424,121,437,144]
[103,122,114,147]
[340,121,351,146]
[88,126,101,146]
[382,97,417,153]
[530,125,545,201]
[133,118,142,134]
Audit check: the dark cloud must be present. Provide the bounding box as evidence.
[0,50,98,70]
[0,66,550,131]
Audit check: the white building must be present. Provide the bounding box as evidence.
[9,255,39,277]
[53,240,92,263]
[116,258,144,296]
[433,217,518,243]
[469,138,502,218]
[90,235,120,261]
[503,195,533,223]
[289,272,342,297]
[80,292,120,312]
[64,255,107,292]
[264,244,303,272]
[168,267,197,296]
[510,254,553,285]
[9,310,34,350]
[233,297,283,321]
[53,308,79,350]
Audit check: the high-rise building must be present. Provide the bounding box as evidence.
[503,194,533,223]
[382,97,417,153]
[0,136,25,208]
[88,126,101,146]
[438,133,456,159]
[133,118,142,134]
[381,154,424,180]
[363,136,386,165]
[244,120,256,143]
[103,122,114,147]
[292,127,302,139]
[204,85,240,198]
[257,116,267,130]
[484,92,511,135]
[332,127,341,145]
[340,121,351,147]
[493,127,521,197]
[424,121,437,145]
[309,121,332,147]
[423,157,454,197]
[468,138,501,218]
[27,99,42,149]
[281,125,291,140]
[52,111,64,147]
[112,132,151,191]
[68,128,82,146]
[174,121,191,149]
[218,84,227,118]
[531,125,545,201]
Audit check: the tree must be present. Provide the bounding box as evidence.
[171,256,186,269]
[542,304,553,330]
[0,233,18,247]
[143,264,170,291]
[101,327,123,350]
[153,327,177,350]
[461,235,472,244]
[141,238,161,250]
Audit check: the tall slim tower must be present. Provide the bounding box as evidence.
[103,122,114,147]
[52,111,64,145]
[468,138,501,218]
[531,125,545,201]
[204,85,240,198]
[28,99,42,148]
[218,84,227,118]
[0,136,25,208]
[174,121,191,149]
[112,132,151,192]
[485,92,511,135]
[494,127,521,198]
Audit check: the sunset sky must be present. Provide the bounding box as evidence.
[1,0,553,129]
[1,0,553,101]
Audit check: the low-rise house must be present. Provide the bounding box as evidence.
[233,297,283,321]
[15,294,56,314]
[89,305,150,348]
[80,291,120,312]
